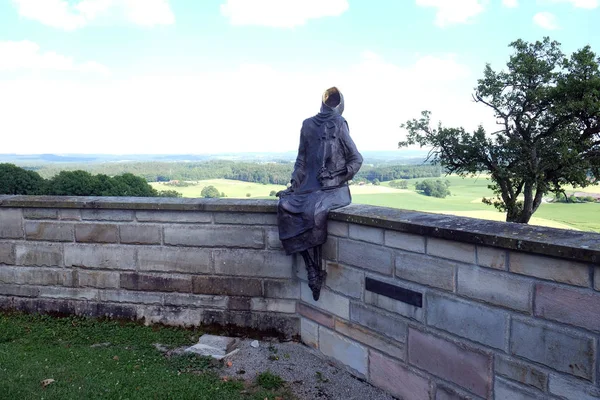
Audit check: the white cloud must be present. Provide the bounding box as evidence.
[538,0,598,8]
[220,0,349,28]
[416,0,487,27]
[533,11,559,29]
[0,41,109,74]
[502,0,519,8]
[11,0,174,30]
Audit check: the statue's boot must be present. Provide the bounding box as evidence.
[306,262,322,301]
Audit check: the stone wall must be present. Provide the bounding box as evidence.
[1,195,599,400]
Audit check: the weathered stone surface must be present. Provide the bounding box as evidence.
[59,209,81,221]
[477,246,507,270]
[227,297,251,311]
[164,226,264,248]
[322,237,337,261]
[457,265,532,312]
[349,224,384,244]
[338,239,393,275]
[38,286,99,301]
[408,328,492,398]
[251,298,296,314]
[15,243,62,267]
[435,385,473,400]
[0,208,23,238]
[595,267,600,291]
[427,292,507,350]
[510,319,594,380]
[364,288,424,323]
[136,210,212,223]
[138,246,211,274]
[23,208,58,220]
[138,305,205,328]
[494,377,541,400]
[297,302,334,328]
[163,293,228,308]
[263,280,299,299]
[370,351,430,400]
[265,228,283,250]
[0,283,39,297]
[192,276,262,297]
[335,319,405,360]
[495,355,547,391]
[214,250,292,278]
[0,266,72,286]
[0,242,14,264]
[548,373,600,400]
[81,209,134,221]
[119,225,161,245]
[213,212,277,225]
[301,286,349,320]
[396,251,456,291]
[319,326,368,376]
[325,262,363,299]
[510,252,591,287]
[78,270,120,289]
[100,289,164,304]
[384,231,425,253]
[327,221,348,237]
[75,224,118,243]
[301,317,319,348]
[534,284,600,332]
[25,221,74,242]
[350,302,407,343]
[427,238,476,264]
[64,244,135,269]
[121,273,191,293]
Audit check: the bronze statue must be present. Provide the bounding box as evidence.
[277,87,363,301]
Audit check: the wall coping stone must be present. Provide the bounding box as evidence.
[1,196,599,264]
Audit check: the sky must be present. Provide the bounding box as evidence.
[0,0,598,155]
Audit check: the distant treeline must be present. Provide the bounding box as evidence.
[25,160,441,185]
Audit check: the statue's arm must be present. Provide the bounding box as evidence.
[290,126,307,189]
[340,121,363,181]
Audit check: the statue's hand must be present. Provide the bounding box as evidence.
[317,169,333,181]
[276,188,292,198]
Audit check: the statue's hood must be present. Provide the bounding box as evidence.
[313,87,344,126]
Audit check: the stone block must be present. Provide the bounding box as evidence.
[534,283,600,332]
[510,319,594,381]
[263,280,299,299]
[408,328,492,398]
[78,270,120,289]
[164,226,264,248]
[427,238,476,264]
[335,319,405,360]
[251,298,296,314]
[370,351,430,400]
[338,239,393,275]
[301,317,319,348]
[138,305,205,328]
[8,267,72,286]
[214,250,292,278]
[494,377,541,400]
[325,262,363,299]
[350,302,407,343]
[15,243,62,267]
[595,267,600,291]
[322,237,337,261]
[119,225,161,245]
[457,265,532,312]
[0,243,15,265]
[265,228,283,250]
[435,385,473,400]
[327,221,348,237]
[38,286,99,301]
[64,244,135,270]
[477,246,507,270]
[548,373,600,400]
[192,276,262,297]
[213,212,277,225]
[319,326,368,376]
[427,292,507,350]
[509,252,591,287]
[120,273,191,293]
[228,296,251,310]
[23,208,58,220]
[25,221,74,242]
[59,209,81,221]
[384,231,425,253]
[136,210,212,223]
[364,274,425,322]
[75,224,118,243]
[0,208,23,238]
[297,302,334,328]
[163,293,228,309]
[396,251,455,291]
[138,246,211,274]
[81,209,134,221]
[301,286,349,320]
[495,355,547,391]
[0,283,39,297]
[349,224,384,244]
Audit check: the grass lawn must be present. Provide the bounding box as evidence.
[0,312,291,400]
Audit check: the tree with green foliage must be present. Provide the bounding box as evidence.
[389,180,409,189]
[157,190,182,198]
[200,185,221,198]
[414,179,451,198]
[400,37,600,223]
[0,163,46,195]
[46,170,99,196]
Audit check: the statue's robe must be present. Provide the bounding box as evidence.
[277,89,363,255]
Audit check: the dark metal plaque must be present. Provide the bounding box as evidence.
[365,277,423,308]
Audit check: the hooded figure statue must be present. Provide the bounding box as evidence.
[277,87,363,301]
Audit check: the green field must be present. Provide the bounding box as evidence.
[152,177,600,232]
